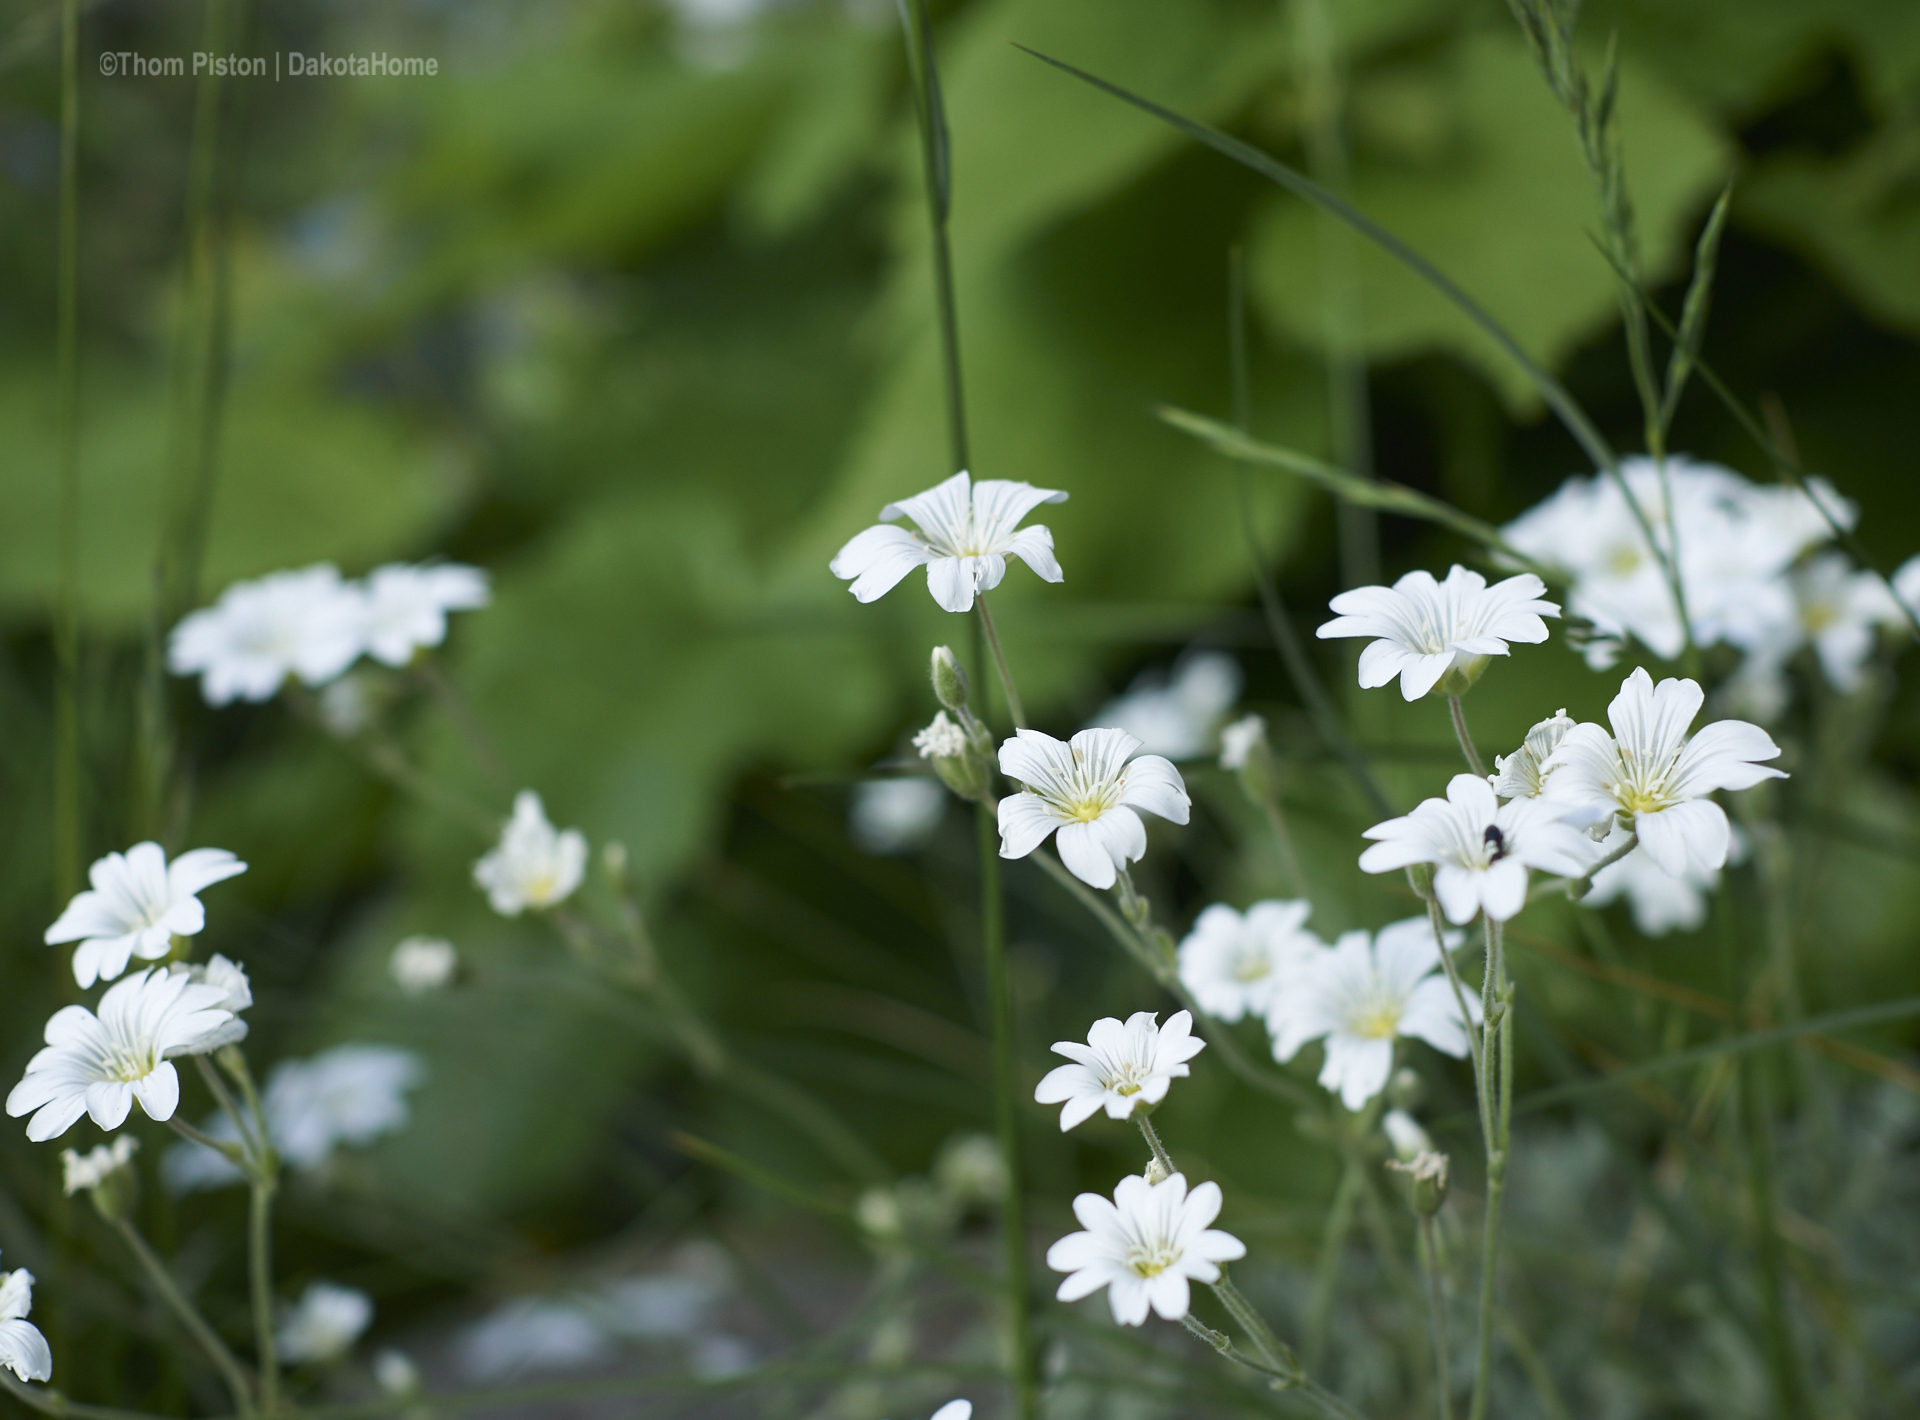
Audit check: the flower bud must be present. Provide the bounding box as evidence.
[1387,1149,1450,1217]
[914,711,992,800]
[1143,1155,1172,1186]
[1220,713,1278,804]
[63,1137,141,1223]
[930,646,971,713]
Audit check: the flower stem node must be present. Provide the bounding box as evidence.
[930,645,971,713]
[1387,1149,1450,1217]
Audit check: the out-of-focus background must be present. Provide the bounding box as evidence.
[3,0,1920,1412]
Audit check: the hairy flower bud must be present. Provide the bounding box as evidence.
[1387,1149,1450,1217]
[914,711,992,800]
[930,646,971,713]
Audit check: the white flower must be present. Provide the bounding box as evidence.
[168,564,366,705]
[1489,708,1577,801]
[0,1266,52,1383]
[996,728,1190,889]
[6,970,234,1141]
[1176,901,1322,1023]
[1047,1172,1246,1326]
[1358,775,1597,924]
[457,1297,611,1380]
[1787,553,1905,692]
[390,936,458,994]
[830,470,1068,614]
[165,1044,424,1191]
[1583,823,1728,936]
[357,562,490,667]
[1315,566,1559,701]
[1383,1109,1431,1161]
[1089,651,1243,760]
[473,791,587,915]
[912,711,970,760]
[1034,1011,1204,1130]
[1218,714,1266,772]
[166,954,253,1055]
[1266,919,1477,1110]
[278,1281,372,1364]
[1540,668,1786,878]
[61,1136,138,1195]
[849,778,947,855]
[1894,554,1920,625]
[373,1349,422,1396]
[888,1405,972,1420]
[46,842,247,990]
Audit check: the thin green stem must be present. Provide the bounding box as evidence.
[249,1176,278,1413]
[1420,1216,1454,1420]
[1258,795,1309,900]
[1210,1272,1291,1374]
[1447,696,1486,779]
[1136,1114,1175,1179]
[52,0,82,904]
[194,1054,259,1157]
[1304,1157,1362,1370]
[897,0,967,474]
[974,594,1026,730]
[1741,1056,1810,1418]
[0,1372,167,1420]
[978,801,1037,1420]
[1467,918,1510,1420]
[1426,898,1488,1136]
[113,1217,255,1414]
[1529,829,1636,901]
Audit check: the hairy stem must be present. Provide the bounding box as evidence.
[1447,695,1487,779]
[1420,1215,1454,1420]
[249,1176,279,1413]
[1468,917,1511,1420]
[1137,1113,1175,1179]
[1305,1157,1363,1369]
[113,1218,255,1414]
[975,594,1026,730]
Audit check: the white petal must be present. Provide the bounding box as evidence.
[1431,865,1484,925]
[925,556,977,614]
[1637,799,1729,875]
[1002,525,1064,583]
[1119,757,1190,824]
[1056,822,1118,889]
[998,794,1062,861]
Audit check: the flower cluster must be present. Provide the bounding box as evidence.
[169,560,489,706]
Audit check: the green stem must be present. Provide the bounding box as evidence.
[1467,917,1511,1420]
[1529,829,1636,901]
[1210,1272,1290,1374]
[975,594,1025,731]
[978,802,1037,1420]
[1740,1056,1809,1418]
[1136,1114,1175,1179]
[1447,696,1486,779]
[249,1176,278,1413]
[1304,1157,1363,1369]
[0,1372,167,1420]
[112,1217,255,1414]
[897,0,967,474]
[52,0,82,904]
[1257,794,1309,899]
[1420,1216,1454,1420]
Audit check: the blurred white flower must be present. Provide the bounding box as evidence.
[1218,713,1266,771]
[0,1266,51,1383]
[1383,1109,1431,1161]
[457,1298,611,1381]
[888,1405,972,1420]
[1894,554,1920,624]
[1359,775,1596,924]
[1266,919,1477,1111]
[1034,1010,1204,1131]
[849,778,947,855]
[390,936,458,994]
[318,674,377,736]
[1583,822,1743,936]
[1316,566,1559,701]
[1047,1172,1245,1326]
[166,954,253,1055]
[934,1133,1007,1208]
[358,562,490,667]
[6,969,233,1141]
[1489,708,1577,801]
[61,1136,138,1195]
[1541,668,1785,878]
[168,564,366,705]
[46,842,247,990]
[1786,553,1905,692]
[830,471,1068,614]
[473,791,587,915]
[1176,901,1321,1023]
[996,728,1189,889]
[373,1348,421,1396]
[278,1282,372,1365]
[166,1044,424,1191]
[1089,651,1243,760]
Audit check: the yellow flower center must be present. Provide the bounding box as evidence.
[1233,954,1272,983]
[1607,545,1643,577]
[1352,1005,1402,1041]
[1127,1245,1178,1278]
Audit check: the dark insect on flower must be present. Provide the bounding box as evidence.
[1483,824,1508,861]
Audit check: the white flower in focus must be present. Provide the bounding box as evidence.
[849,779,947,854]
[1266,919,1478,1110]
[0,1266,52,1383]
[1541,668,1786,878]
[1316,566,1560,701]
[278,1281,372,1365]
[357,562,490,667]
[1218,714,1266,771]
[166,955,253,1055]
[1047,1172,1246,1326]
[168,564,366,705]
[912,712,970,760]
[1383,1109,1431,1161]
[1359,775,1597,924]
[46,843,248,990]
[1089,651,1243,760]
[390,936,459,994]
[996,728,1190,889]
[1489,708,1577,801]
[61,1136,138,1195]
[829,471,1068,613]
[473,791,587,915]
[1034,1011,1204,1131]
[1176,901,1322,1023]
[6,970,233,1141]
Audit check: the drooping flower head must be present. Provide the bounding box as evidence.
[46,843,248,990]
[1489,708,1577,802]
[830,471,1067,613]
[1540,667,1785,878]
[6,970,235,1141]
[1316,566,1560,701]
[278,1281,373,1364]
[1358,775,1596,924]
[996,728,1189,890]
[168,564,366,705]
[473,791,588,916]
[1266,919,1477,1110]
[62,1136,139,1196]
[1034,1011,1204,1131]
[0,1265,52,1383]
[1047,1172,1246,1326]
[1176,901,1322,1023]
[358,562,491,667]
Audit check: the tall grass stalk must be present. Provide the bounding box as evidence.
[53,0,82,902]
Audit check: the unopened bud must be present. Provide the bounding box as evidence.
[914,711,992,800]
[1144,1155,1172,1185]
[1387,1149,1450,1217]
[930,646,971,713]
